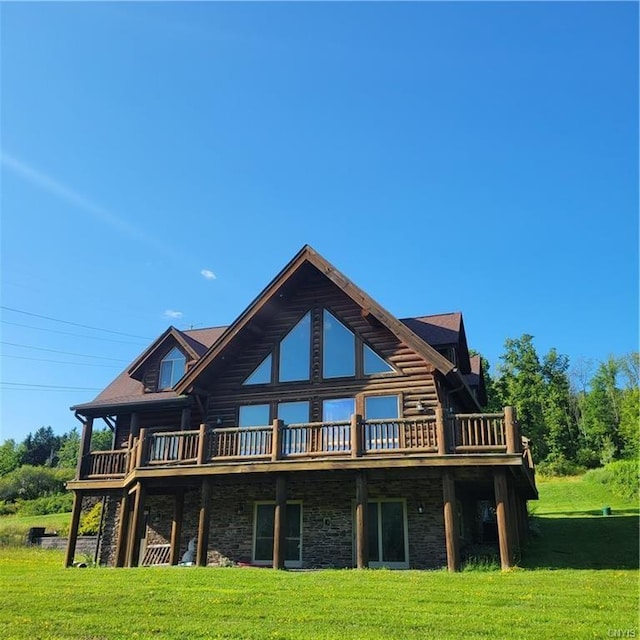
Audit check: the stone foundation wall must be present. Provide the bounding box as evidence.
[98,468,451,569]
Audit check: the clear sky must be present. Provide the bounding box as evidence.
[1,2,637,444]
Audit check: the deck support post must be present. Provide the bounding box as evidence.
[494,469,513,570]
[76,417,94,479]
[197,424,207,465]
[271,419,283,462]
[197,479,212,566]
[136,428,148,468]
[170,489,185,566]
[436,407,447,455]
[127,482,146,567]
[442,471,459,572]
[273,474,287,569]
[504,406,520,454]
[115,491,131,567]
[355,471,369,569]
[64,491,83,567]
[350,414,362,458]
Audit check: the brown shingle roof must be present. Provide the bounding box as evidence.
[399,313,462,346]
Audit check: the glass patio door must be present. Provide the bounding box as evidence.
[366,500,408,568]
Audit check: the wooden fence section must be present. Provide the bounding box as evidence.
[77,409,526,479]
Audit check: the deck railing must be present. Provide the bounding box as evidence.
[77,408,527,479]
[86,449,128,478]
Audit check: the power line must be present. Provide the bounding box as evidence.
[1,354,121,368]
[1,341,129,362]
[1,382,102,391]
[0,305,151,340]
[1,320,147,345]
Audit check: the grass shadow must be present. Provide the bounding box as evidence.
[521,514,639,570]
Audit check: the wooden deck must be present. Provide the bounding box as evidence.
[75,409,534,483]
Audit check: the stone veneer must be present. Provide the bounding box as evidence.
[99,468,451,569]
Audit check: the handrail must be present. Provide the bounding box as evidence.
[77,408,535,479]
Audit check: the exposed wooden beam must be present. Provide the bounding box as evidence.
[127,482,146,568]
[115,491,131,568]
[494,470,512,570]
[196,479,211,567]
[355,472,368,569]
[170,489,185,566]
[64,492,83,567]
[273,475,287,569]
[442,471,459,572]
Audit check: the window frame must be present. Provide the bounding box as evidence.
[158,347,186,390]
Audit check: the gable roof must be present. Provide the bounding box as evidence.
[175,245,481,409]
[71,326,226,415]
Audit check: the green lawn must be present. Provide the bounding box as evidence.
[0,475,637,640]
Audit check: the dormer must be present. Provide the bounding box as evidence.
[128,327,201,393]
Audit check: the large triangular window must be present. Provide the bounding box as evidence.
[244,354,272,385]
[279,312,311,382]
[243,308,395,386]
[363,344,394,375]
[323,310,355,378]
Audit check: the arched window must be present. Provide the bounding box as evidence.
[158,347,186,390]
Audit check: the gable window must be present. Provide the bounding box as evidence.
[323,310,355,378]
[363,344,394,375]
[278,312,311,382]
[158,347,186,390]
[242,308,394,386]
[244,354,272,385]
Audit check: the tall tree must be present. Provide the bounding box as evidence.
[495,335,547,458]
[21,426,60,467]
[580,357,622,464]
[0,439,24,476]
[541,349,577,460]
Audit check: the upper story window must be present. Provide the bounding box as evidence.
[243,308,395,386]
[323,310,355,378]
[158,347,186,390]
[279,312,311,382]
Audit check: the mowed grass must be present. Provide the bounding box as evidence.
[0,475,637,640]
[0,547,636,640]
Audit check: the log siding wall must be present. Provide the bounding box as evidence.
[204,267,439,426]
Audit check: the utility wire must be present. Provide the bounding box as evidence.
[1,354,121,368]
[1,341,129,362]
[0,382,102,390]
[1,320,147,345]
[0,305,151,340]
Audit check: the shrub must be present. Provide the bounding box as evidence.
[16,493,74,516]
[536,454,585,478]
[79,501,102,535]
[584,459,640,501]
[0,465,74,502]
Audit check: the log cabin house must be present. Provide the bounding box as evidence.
[66,245,537,571]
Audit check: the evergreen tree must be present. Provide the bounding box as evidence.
[495,335,547,459]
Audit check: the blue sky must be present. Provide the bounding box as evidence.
[1,2,637,444]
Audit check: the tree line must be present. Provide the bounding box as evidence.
[0,425,112,477]
[479,336,638,472]
[0,336,637,479]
